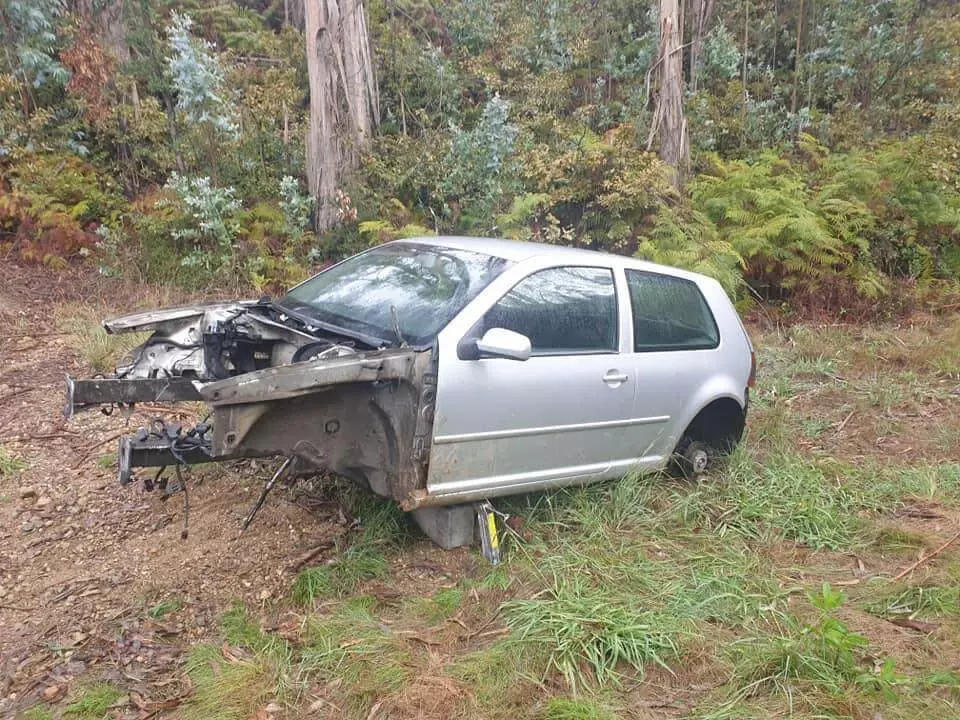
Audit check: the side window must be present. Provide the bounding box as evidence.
[625,270,719,352]
[483,266,618,354]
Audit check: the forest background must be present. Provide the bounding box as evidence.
[2,0,959,316]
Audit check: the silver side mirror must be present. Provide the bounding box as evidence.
[475,327,531,361]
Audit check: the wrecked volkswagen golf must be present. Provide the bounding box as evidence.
[64,236,755,549]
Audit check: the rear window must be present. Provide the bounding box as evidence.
[625,270,719,352]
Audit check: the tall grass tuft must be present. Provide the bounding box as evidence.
[502,573,682,691]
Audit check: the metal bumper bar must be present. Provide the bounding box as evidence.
[65,376,204,418]
[117,434,218,485]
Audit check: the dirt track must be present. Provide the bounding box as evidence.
[0,262,359,717]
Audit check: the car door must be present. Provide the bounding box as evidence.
[426,264,639,501]
[621,268,723,463]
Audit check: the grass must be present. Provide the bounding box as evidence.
[63,682,123,718]
[0,445,27,476]
[863,584,960,620]
[53,303,149,373]
[182,644,276,720]
[405,587,465,624]
[503,574,682,690]
[147,597,183,619]
[536,697,621,720]
[290,542,388,605]
[20,709,54,720]
[56,316,954,720]
[298,597,414,715]
[669,450,867,550]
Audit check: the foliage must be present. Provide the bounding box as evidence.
[63,682,124,718]
[0,0,69,99]
[162,173,241,272]
[730,584,902,701]
[2,0,958,307]
[700,23,742,85]
[278,175,313,240]
[503,573,681,690]
[0,445,27,476]
[165,12,237,136]
[442,93,520,231]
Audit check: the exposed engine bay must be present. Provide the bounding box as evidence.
[64,300,437,520]
[106,300,362,382]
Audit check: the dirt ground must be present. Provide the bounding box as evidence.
[0,261,469,718]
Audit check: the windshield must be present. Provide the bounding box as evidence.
[280,242,513,346]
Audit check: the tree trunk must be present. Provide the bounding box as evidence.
[305,0,379,231]
[791,0,804,114]
[648,0,689,187]
[688,0,715,93]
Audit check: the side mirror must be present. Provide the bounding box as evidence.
[473,327,531,361]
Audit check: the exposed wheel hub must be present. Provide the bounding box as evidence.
[688,447,709,474]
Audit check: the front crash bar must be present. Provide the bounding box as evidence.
[117,434,220,485]
[65,375,204,418]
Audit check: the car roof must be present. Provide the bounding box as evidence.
[395,235,713,283]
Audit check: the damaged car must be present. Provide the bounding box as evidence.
[64,236,755,549]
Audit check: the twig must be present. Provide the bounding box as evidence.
[28,431,79,440]
[833,410,856,436]
[73,431,125,468]
[288,541,335,571]
[890,529,960,582]
[0,387,32,404]
[0,603,35,612]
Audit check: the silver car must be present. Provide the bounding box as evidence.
[65,237,755,548]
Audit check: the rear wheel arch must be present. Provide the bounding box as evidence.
[673,396,746,459]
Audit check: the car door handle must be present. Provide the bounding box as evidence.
[602,370,629,386]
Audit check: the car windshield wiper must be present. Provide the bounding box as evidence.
[389,305,408,348]
[268,299,389,349]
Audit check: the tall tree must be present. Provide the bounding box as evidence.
[304,0,379,231]
[647,0,689,187]
[688,0,716,92]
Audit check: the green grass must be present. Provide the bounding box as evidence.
[503,573,682,690]
[63,682,123,718]
[536,696,622,720]
[147,597,183,619]
[181,644,276,720]
[670,450,867,550]
[863,584,960,620]
[20,708,54,720]
[298,597,413,715]
[450,640,538,711]
[406,587,464,624]
[0,445,27,476]
[290,542,388,605]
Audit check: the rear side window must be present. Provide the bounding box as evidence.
[625,270,719,352]
[484,266,618,354]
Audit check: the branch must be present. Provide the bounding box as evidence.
[890,529,960,582]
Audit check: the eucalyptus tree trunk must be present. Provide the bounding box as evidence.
[688,0,716,93]
[647,0,689,188]
[305,0,379,231]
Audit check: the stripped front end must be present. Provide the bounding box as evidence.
[65,301,436,506]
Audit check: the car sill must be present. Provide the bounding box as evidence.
[433,416,670,445]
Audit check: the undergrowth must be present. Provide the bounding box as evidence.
[53,303,149,373]
[63,682,123,719]
[0,445,27,476]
